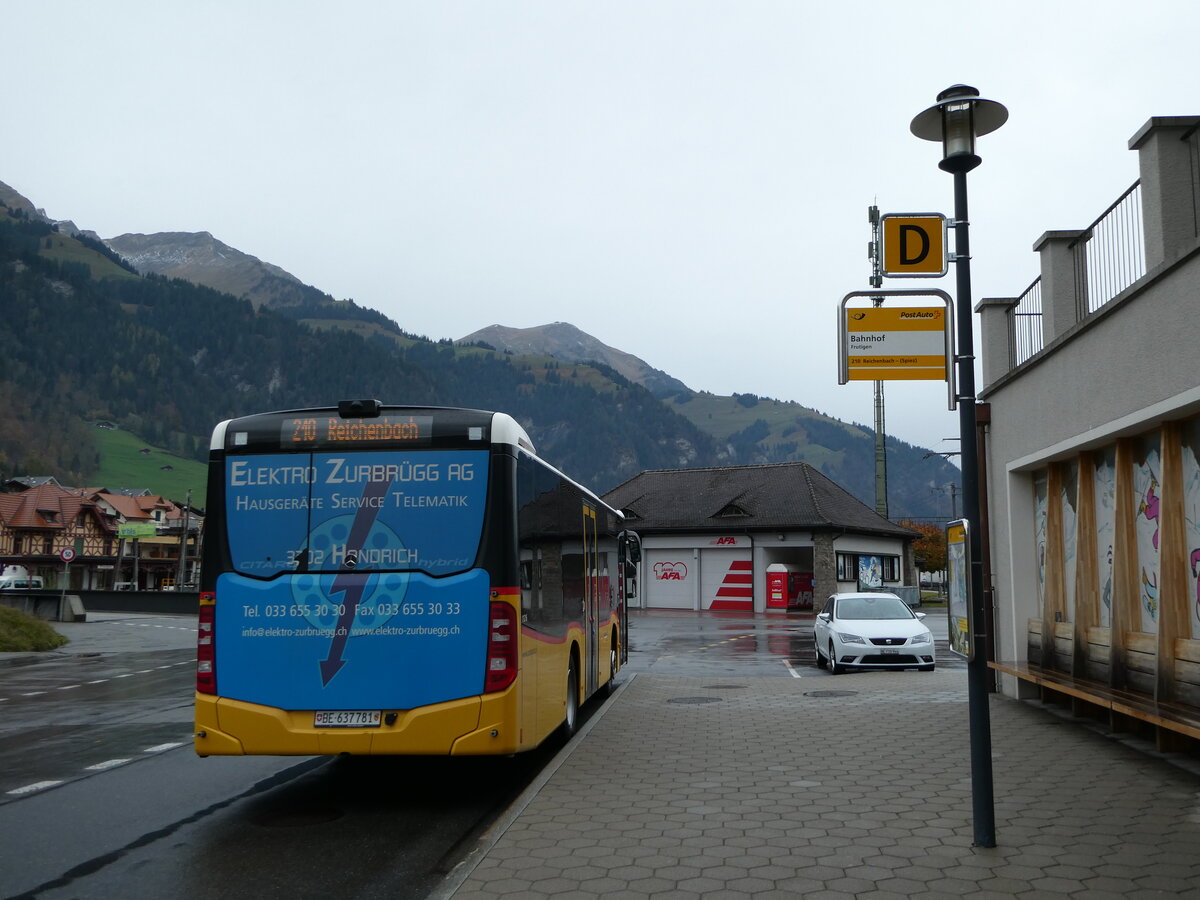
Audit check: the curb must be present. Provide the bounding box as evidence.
[428,672,638,900]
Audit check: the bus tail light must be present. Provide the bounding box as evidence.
[484,600,517,693]
[197,592,216,694]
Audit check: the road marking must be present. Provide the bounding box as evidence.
[144,742,184,753]
[1,661,194,704]
[782,659,802,678]
[85,759,131,772]
[7,780,64,796]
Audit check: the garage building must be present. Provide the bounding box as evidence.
[604,463,917,613]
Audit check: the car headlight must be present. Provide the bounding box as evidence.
[910,632,932,645]
[835,632,866,644]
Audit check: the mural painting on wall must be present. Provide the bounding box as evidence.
[1184,420,1200,639]
[1034,473,1048,608]
[1095,450,1116,627]
[1133,436,1161,632]
[1062,461,1078,621]
[858,555,882,589]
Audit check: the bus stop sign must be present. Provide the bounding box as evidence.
[881,213,947,277]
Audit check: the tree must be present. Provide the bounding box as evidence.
[901,520,947,575]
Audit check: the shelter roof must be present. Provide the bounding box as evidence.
[603,463,915,538]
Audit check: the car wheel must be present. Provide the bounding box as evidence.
[829,642,844,675]
[814,635,827,669]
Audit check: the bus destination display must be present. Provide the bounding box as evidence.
[281,415,433,448]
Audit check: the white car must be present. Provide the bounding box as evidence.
[814,592,935,673]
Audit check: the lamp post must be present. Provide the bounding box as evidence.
[911,84,1007,849]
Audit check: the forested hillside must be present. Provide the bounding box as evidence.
[2,189,960,516]
[0,201,719,493]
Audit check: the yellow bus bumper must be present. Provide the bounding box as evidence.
[194,690,522,756]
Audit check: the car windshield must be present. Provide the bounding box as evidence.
[836,596,913,620]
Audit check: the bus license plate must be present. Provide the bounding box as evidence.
[314,710,381,728]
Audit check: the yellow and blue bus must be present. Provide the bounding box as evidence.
[194,401,638,756]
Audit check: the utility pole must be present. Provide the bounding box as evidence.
[868,210,888,519]
[176,489,191,587]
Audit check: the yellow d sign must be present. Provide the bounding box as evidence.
[881,214,947,277]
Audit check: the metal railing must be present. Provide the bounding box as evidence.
[1188,124,1200,239]
[1070,181,1144,318]
[1010,277,1043,367]
[1007,180,1145,369]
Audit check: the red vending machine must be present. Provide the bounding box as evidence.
[766,564,790,610]
[790,571,815,610]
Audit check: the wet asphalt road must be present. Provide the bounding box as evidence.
[0,607,961,898]
[623,606,961,678]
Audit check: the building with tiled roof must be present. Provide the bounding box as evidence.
[604,463,917,612]
[0,483,115,585]
[0,480,201,591]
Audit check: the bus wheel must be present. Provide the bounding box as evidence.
[563,656,580,738]
[606,633,619,696]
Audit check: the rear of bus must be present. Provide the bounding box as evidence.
[194,402,527,756]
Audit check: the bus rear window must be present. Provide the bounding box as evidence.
[224,450,489,578]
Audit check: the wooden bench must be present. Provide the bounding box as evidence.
[990,657,1200,751]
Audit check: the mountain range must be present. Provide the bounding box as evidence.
[0,178,960,517]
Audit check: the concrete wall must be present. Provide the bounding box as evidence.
[979,116,1200,693]
[2,589,198,620]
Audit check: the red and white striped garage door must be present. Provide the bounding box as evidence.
[701,549,753,611]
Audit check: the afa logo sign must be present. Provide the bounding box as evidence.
[653,561,688,581]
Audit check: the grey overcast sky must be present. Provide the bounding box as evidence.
[7,1,1198,454]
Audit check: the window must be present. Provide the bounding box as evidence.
[882,556,900,581]
[838,552,900,583]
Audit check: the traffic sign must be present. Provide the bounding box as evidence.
[60,547,76,563]
[837,289,957,410]
[844,306,947,380]
[881,213,947,277]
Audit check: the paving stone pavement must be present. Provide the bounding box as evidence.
[440,672,1200,899]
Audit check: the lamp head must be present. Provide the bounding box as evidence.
[910,84,1008,173]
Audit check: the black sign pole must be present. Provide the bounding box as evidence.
[951,166,997,848]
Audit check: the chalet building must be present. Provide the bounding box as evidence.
[0,479,201,590]
[604,462,917,613]
[977,115,1200,746]
[0,483,114,586]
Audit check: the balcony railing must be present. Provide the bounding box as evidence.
[1009,277,1043,368]
[1071,181,1145,318]
[1008,180,1145,369]
[1189,125,1200,241]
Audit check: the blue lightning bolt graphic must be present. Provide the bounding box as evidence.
[319,476,392,685]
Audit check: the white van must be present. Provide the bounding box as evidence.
[0,575,45,590]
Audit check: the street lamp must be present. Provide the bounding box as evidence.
[911,84,1007,849]
[911,84,1008,173]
